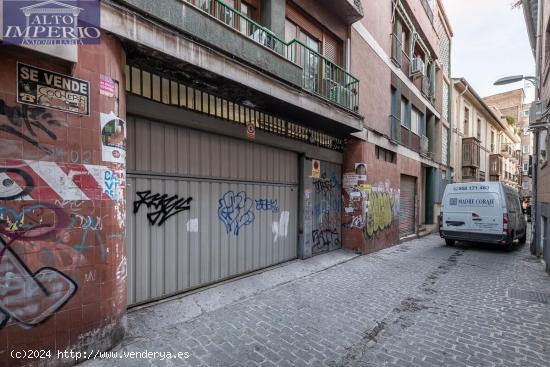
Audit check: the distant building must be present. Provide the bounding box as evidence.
[483,89,533,199]
[450,78,521,188]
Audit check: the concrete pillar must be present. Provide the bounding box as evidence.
[0,35,127,366]
[260,0,286,38]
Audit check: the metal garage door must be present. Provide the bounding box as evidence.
[126,116,299,306]
[399,175,416,238]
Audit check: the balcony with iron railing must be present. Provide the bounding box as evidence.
[500,143,513,157]
[420,0,434,21]
[184,0,360,112]
[420,135,430,157]
[286,40,359,112]
[389,115,401,143]
[420,75,433,101]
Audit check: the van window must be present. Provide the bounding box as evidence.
[505,191,520,213]
[446,192,499,212]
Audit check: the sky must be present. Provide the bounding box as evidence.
[442,0,536,103]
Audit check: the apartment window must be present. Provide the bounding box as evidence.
[464,107,470,136]
[523,144,530,154]
[522,180,529,190]
[442,170,447,180]
[490,131,495,152]
[401,98,410,128]
[376,146,397,164]
[523,162,529,173]
[524,109,529,117]
[285,3,343,66]
[442,126,448,163]
[477,118,481,140]
[411,107,421,135]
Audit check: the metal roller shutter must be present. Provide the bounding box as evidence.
[399,175,416,237]
[126,116,299,306]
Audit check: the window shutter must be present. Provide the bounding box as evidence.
[324,33,341,66]
[285,2,323,41]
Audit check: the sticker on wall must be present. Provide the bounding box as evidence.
[354,163,367,177]
[100,74,116,97]
[312,160,321,178]
[246,121,256,140]
[100,112,126,164]
[17,62,90,115]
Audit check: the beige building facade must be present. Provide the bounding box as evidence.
[483,89,533,199]
[451,78,521,187]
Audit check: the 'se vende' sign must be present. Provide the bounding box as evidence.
[17,62,90,115]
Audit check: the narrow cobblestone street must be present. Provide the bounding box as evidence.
[84,234,550,367]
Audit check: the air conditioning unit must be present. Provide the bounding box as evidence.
[529,100,545,125]
[410,57,425,76]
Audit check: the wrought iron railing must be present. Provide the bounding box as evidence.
[185,0,359,112]
[421,0,434,21]
[421,75,432,99]
[286,39,359,111]
[391,33,402,66]
[186,0,287,56]
[389,115,401,142]
[420,135,429,156]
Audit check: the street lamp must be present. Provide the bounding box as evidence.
[494,75,541,256]
[494,75,539,88]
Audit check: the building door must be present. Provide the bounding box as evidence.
[126,116,299,306]
[311,160,342,255]
[399,174,416,237]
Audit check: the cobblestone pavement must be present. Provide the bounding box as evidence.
[85,234,550,367]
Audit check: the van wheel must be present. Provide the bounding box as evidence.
[445,239,455,246]
[518,231,527,245]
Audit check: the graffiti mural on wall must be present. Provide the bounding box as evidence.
[255,199,279,213]
[0,100,63,155]
[133,191,193,226]
[343,179,400,239]
[311,172,342,254]
[218,191,255,236]
[218,191,285,236]
[0,160,124,201]
[312,228,341,253]
[0,168,34,200]
[0,157,125,330]
[0,202,78,329]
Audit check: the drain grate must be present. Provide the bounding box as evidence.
[508,289,550,304]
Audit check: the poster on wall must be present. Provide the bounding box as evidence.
[312,160,321,178]
[100,112,126,164]
[17,62,90,115]
[100,74,116,97]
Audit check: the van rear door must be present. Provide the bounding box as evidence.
[443,191,502,234]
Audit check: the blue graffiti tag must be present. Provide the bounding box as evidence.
[255,199,279,213]
[218,191,255,235]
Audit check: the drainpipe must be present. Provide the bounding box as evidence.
[454,81,469,182]
[531,0,542,255]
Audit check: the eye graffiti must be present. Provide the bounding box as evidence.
[0,168,34,200]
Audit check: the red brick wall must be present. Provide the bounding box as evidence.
[342,139,421,254]
[0,36,127,366]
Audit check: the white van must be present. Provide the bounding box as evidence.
[439,182,527,247]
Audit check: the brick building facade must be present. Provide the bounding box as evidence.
[0,0,453,364]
